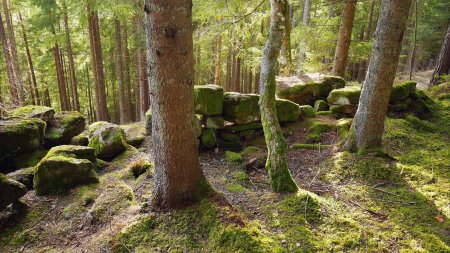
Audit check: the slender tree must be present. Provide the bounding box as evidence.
[0,11,19,105]
[144,0,209,208]
[115,18,130,124]
[344,0,412,152]
[280,1,292,76]
[214,34,222,86]
[123,23,134,122]
[332,0,357,78]
[431,22,450,85]
[259,0,298,193]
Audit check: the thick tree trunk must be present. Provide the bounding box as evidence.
[214,34,222,86]
[144,0,208,209]
[2,0,24,104]
[115,18,130,124]
[0,12,19,106]
[260,0,298,193]
[431,23,450,85]
[332,0,357,78]
[63,3,80,111]
[344,0,412,151]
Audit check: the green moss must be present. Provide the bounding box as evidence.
[315,110,335,117]
[120,122,145,147]
[225,151,243,164]
[206,116,225,129]
[223,92,260,124]
[44,111,85,146]
[227,183,246,193]
[314,100,329,112]
[9,105,55,122]
[88,122,127,160]
[405,115,436,132]
[240,146,260,156]
[291,143,333,150]
[327,86,361,105]
[127,159,153,178]
[276,99,301,123]
[201,128,217,149]
[389,81,417,103]
[299,105,316,118]
[194,84,224,116]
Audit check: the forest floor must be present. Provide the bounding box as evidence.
[0,83,449,253]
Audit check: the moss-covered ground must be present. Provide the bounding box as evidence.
[1,87,449,252]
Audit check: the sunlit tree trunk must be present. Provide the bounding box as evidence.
[214,34,222,86]
[53,40,70,111]
[357,0,376,83]
[144,0,209,209]
[431,22,450,85]
[0,12,19,106]
[344,0,412,151]
[225,33,232,91]
[234,57,241,92]
[63,2,80,111]
[260,0,298,193]
[280,1,292,76]
[115,18,130,124]
[123,23,134,122]
[139,47,150,120]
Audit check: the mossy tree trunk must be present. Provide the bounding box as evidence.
[344,0,412,152]
[144,0,209,209]
[259,0,298,194]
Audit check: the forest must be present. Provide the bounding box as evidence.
[0,0,449,252]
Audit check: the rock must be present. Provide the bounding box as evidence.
[7,167,35,190]
[327,86,361,105]
[314,100,329,112]
[330,105,357,117]
[276,99,301,123]
[194,115,203,138]
[223,92,260,124]
[44,112,85,147]
[225,151,243,164]
[120,122,146,147]
[201,128,217,149]
[71,131,89,146]
[205,116,225,129]
[299,105,316,118]
[145,109,152,135]
[0,173,27,209]
[276,74,345,105]
[389,97,412,112]
[128,160,153,178]
[217,132,242,149]
[408,90,434,119]
[9,105,55,122]
[389,81,416,103]
[46,145,97,163]
[34,156,99,195]
[194,84,224,116]
[88,122,127,160]
[246,155,267,170]
[227,122,263,132]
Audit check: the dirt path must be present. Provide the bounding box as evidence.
[396,70,434,90]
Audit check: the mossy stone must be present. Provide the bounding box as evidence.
[227,122,263,132]
[88,122,127,160]
[217,132,242,149]
[71,131,89,146]
[389,81,416,103]
[314,100,329,112]
[34,155,99,195]
[205,116,225,129]
[389,97,412,112]
[44,111,86,147]
[0,173,27,209]
[201,128,217,149]
[327,86,361,105]
[225,151,243,164]
[45,145,96,163]
[145,109,152,135]
[276,99,301,123]
[299,105,316,118]
[9,105,55,122]
[6,167,35,190]
[194,84,224,116]
[128,160,153,178]
[291,143,333,150]
[223,92,260,124]
[120,122,146,147]
[194,114,203,138]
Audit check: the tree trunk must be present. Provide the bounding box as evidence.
[302,0,311,25]
[85,64,95,123]
[297,0,311,76]
[214,34,222,86]
[2,0,24,104]
[63,3,80,111]
[115,18,130,124]
[144,0,209,209]
[139,47,150,119]
[344,0,412,151]
[431,22,450,85]
[280,1,292,76]
[234,57,241,92]
[332,0,357,78]
[231,50,237,91]
[53,41,70,111]
[225,33,232,92]
[87,4,109,121]
[123,23,134,122]
[0,12,19,106]
[260,0,298,193]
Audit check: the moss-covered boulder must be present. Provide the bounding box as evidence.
[9,105,55,122]
[388,97,412,112]
[0,173,27,209]
[299,105,316,118]
[194,114,203,138]
[205,116,225,129]
[223,92,260,124]
[145,109,152,135]
[34,155,99,195]
[6,167,35,190]
[227,122,263,132]
[45,145,96,163]
[276,99,301,123]
[88,122,127,160]
[389,81,416,103]
[71,131,89,146]
[194,84,224,116]
[327,86,361,106]
[277,75,345,105]
[201,128,217,149]
[120,122,146,147]
[217,132,242,149]
[44,112,85,147]
[314,100,329,112]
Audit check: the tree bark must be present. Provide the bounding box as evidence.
[123,23,134,122]
[332,0,357,78]
[234,57,241,92]
[431,22,450,85]
[53,40,70,111]
[280,1,292,76]
[302,0,311,25]
[344,0,412,151]
[63,2,80,111]
[0,11,19,106]
[225,33,232,91]
[214,34,222,86]
[139,47,149,119]
[115,18,130,124]
[85,64,95,123]
[260,0,298,193]
[144,0,209,209]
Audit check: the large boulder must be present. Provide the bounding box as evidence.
[327,86,361,106]
[276,74,346,106]
[389,81,416,103]
[276,99,301,123]
[45,145,97,163]
[44,111,85,147]
[0,173,27,209]
[194,84,224,116]
[71,131,89,146]
[120,122,146,147]
[223,92,260,124]
[7,167,35,190]
[9,105,55,122]
[88,122,127,160]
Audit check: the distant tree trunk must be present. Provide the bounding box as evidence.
[280,1,292,76]
[139,47,149,119]
[85,64,95,123]
[225,33,232,91]
[430,22,450,85]
[332,0,357,78]
[115,18,130,124]
[87,4,109,121]
[344,0,412,151]
[231,50,237,91]
[53,40,70,111]
[0,12,19,106]
[297,0,311,76]
[234,57,241,92]
[254,68,260,93]
[260,0,298,193]
[144,0,209,209]
[2,0,24,104]
[63,3,80,111]
[357,0,376,83]
[123,23,134,122]
[214,34,222,86]
[248,70,253,94]
[134,46,141,120]
[19,13,40,106]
